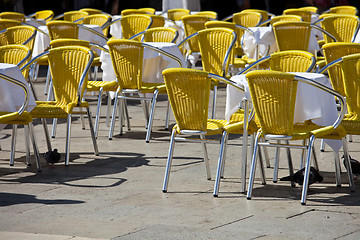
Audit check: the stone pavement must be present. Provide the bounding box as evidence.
[0,73,359,239]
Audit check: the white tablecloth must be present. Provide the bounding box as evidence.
[32,24,107,57]
[0,63,37,131]
[242,26,320,59]
[226,72,341,152]
[101,42,185,83]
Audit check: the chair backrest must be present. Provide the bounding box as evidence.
[0,12,25,22]
[329,6,357,15]
[0,44,32,78]
[283,9,312,23]
[0,19,22,31]
[339,53,360,117]
[50,39,90,48]
[121,9,151,16]
[48,46,93,109]
[298,6,318,13]
[198,27,235,77]
[320,15,359,43]
[35,10,54,22]
[181,15,211,53]
[142,27,178,43]
[121,14,152,40]
[139,8,156,15]
[205,20,241,57]
[232,11,262,28]
[246,70,298,136]
[241,9,269,24]
[270,15,302,25]
[83,14,111,36]
[0,25,37,51]
[63,11,89,24]
[269,50,315,72]
[162,68,210,132]
[273,21,311,51]
[149,15,165,28]
[80,8,102,15]
[167,8,190,21]
[322,42,360,96]
[47,21,79,40]
[193,11,218,19]
[107,39,143,90]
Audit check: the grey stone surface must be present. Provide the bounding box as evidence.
[0,73,359,239]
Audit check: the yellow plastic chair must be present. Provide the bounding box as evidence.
[240,50,316,74]
[181,15,211,67]
[193,11,218,19]
[273,21,312,51]
[138,8,156,15]
[241,9,269,26]
[0,19,22,31]
[83,14,112,36]
[0,25,37,52]
[0,45,32,80]
[328,6,357,15]
[80,8,102,15]
[149,15,165,28]
[0,12,25,22]
[0,72,40,171]
[29,10,54,22]
[298,6,318,13]
[24,46,99,165]
[46,20,79,40]
[161,68,254,193]
[283,8,312,23]
[120,14,153,40]
[320,15,359,44]
[63,10,89,24]
[245,70,354,205]
[167,8,190,21]
[107,39,183,142]
[121,9,151,16]
[270,15,302,25]
[137,27,179,43]
[197,27,236,118]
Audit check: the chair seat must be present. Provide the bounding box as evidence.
[290,121,346,140]
[140,83,167,93]
[226,109,259,134]
[30,101,89,118]
[87,80,118,92]
[341,116,360,135]
[0,111,32,124]
[233,56,269,69]
[174,119,227,135]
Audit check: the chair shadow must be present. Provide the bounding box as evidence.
[0,192,84,207]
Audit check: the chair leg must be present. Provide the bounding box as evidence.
[141,100,150,127]
[200,134,211,180]
[241,128,249,194]
[65,114,72,166]
[333,151,342,187]
[342,138,355,192]
[109,91,119,140]
[51,118,57,138]
[312,145,319,170]
[162,129,176,193]
[261,138,271,168]
[247,131,262,200]
[29,123,41,172]
[106,93,111,127]
[41,118,52,152]
[87,108,99,156]
[80,108,86,130]
[273,140,281,183]
[258,147,266,185]
[300,139,306,169]
[44,67,51,95]
[348,135,353,142]
[301,135,316,205]
[211,85,217,119]
[118,97,124,135]
[24,125,31,166]
[285,140,295,187]
[213,131,228,197]
[9,125,17,166]
[165,99,171,130]
[145,89,159,143]
[94,88,104,138]
[320,139,326,152]
[123,99,130,131]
